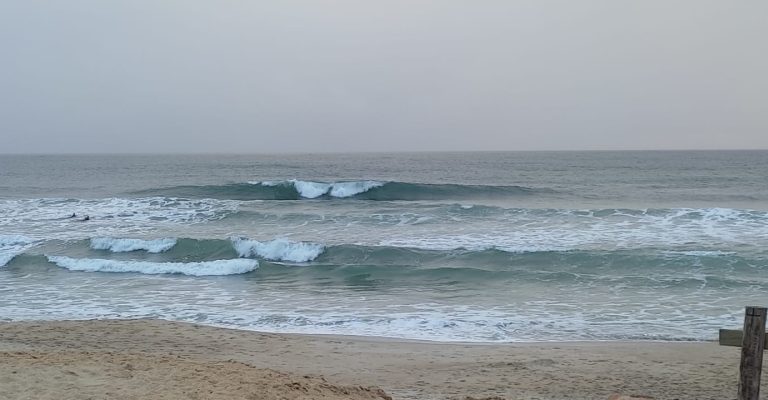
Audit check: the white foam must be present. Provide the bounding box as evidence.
[328,181,384,197]
[0,197,238,241]
[0,253,15,267]
[231,238,325,262]
[47,256,258,276]
[0,235,34,267]
[665,250,736,257]
[0,235,32,246]
[256,180,282,187]
[291,180,332,198]
[90,237,177,253]
[377,207,768,253]
[250,180,384,198]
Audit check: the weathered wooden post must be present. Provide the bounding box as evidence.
[739,306,767,400]
[719,307,768,399]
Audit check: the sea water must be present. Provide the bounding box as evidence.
[1,151,766,342]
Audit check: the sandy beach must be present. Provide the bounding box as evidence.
[0,319,740,400]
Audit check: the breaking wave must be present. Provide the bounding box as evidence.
[80,237,325,262]
[258,179,384,198]
[132,180,551,201]
[231,238,325,262]
[0,235,35,267]
[46,256,258,276]
[90,237,177,253]
[14,239,764,281]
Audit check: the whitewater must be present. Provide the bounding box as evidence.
[1,151,767,342]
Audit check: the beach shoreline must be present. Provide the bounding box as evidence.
[0,319,740,400]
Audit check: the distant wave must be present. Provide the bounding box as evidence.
[257,180,384,198]
[131,180,551,201]
[90,237,177,253]
[46,255,258,276]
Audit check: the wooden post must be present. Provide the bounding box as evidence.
[739,306,767,400]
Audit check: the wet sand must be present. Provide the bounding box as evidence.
[0,319,740,399]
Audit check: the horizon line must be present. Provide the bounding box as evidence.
[1,148,767,156]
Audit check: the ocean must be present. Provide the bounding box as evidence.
[1,151,766,342]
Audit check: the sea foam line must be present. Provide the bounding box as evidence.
[46,256,259,276]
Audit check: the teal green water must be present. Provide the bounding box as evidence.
[1,151,767,341]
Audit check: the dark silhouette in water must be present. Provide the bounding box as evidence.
[81,215,90,221]
[68,213,76,218]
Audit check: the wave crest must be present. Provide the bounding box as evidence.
[46,256,258,276]
[0,235,35,267]
[133,180,547,201]
[90,237,177,253]
[256,180,384,199]
[231,238,325,263]
[0,235,33,246]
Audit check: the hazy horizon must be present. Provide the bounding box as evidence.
[2,148,768,157]
[2,1,766,154]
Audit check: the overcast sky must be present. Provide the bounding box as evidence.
[1,1,766,153]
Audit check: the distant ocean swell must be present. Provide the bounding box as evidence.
[5,153,768,343]
[132,180,551,200]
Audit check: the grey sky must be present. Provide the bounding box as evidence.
[1,1,766,153]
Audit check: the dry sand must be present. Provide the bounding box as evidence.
[0,319,741,400]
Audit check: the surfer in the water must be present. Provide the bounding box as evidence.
[81,215,90,221]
